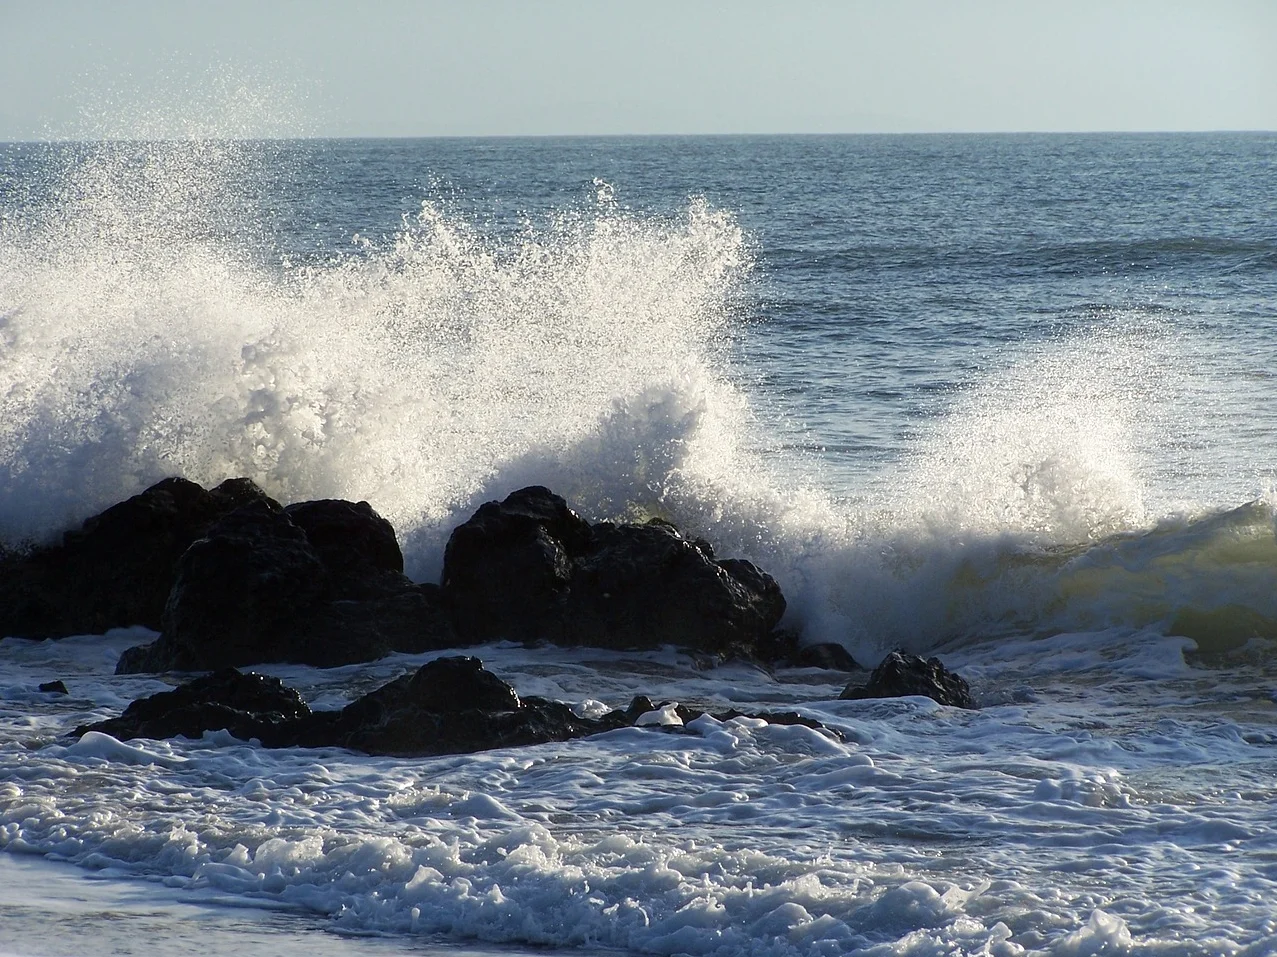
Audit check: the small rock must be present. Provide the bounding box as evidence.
[791,642,860,671]
[840,650,976,709]
[38,680,68,695]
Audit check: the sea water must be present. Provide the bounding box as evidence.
[1,133,1276,956]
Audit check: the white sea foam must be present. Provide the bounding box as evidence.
[2,634,1275,955]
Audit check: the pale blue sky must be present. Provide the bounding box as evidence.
[2,0,1275,139]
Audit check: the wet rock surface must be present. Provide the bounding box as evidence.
[840,650,978,709]
[77,656,835,757]
[0,477,270,639]
[117,497,455,673]
[7,479,789,673]
[441,486,589,644]
[443,486,786,658]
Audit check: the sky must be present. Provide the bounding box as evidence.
[1,0,1275,139]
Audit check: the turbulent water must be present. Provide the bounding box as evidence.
[2,133,1277,956]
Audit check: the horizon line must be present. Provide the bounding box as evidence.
[3,127,1275,145]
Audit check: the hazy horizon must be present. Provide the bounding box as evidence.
[2,0,1275,140]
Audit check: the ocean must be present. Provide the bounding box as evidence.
[1,133,1276,956]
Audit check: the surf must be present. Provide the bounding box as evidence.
[2,137,1274,668]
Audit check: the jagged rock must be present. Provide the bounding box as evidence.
[118,499,455,673]
[38,680,68,695]
[324,656,604,756]
[442,486,591,643]
[402,654,521,713]
[840,650,977,709]
[283,499,404,597]
[82,668,311,743]
[13,478,788,672]
[0,476,272,639]
[120,500,328,672]
[441,486,786,657]
[77,657,837,758]
[564,519,785,655]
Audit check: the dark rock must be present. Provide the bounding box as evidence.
[752,630,860,670]
[38,680,68,694]
[840,651,977,709]
[78,657,837,758]
[22,478,787,673]
[442,486,591,643]
[81,669,311,744]
[137,500,329,671]
[675,704,827,731]
[406,655,521,713]
[280,583,458,668]
[623,695,658,721]
[0,476,450,671]
[791,642,861,671]
[565,520,785,655]
[284,499,404,595]
[441,487,786,657]
[0,477,273,639]
[118,500,455,673]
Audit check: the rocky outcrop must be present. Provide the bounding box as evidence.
[442,486,786,657]
[0,477,270,639]
[442,486,590,644]
[79,668,311,743]
[117,498,454,673]
[840,650,977,709]
[77,656,833,757]
[5,479,788,673]
[283,499,405,595]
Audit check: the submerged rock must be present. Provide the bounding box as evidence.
[758,630,862,671]
[77,656,836,757]
[789,642,861,671]
[442,486,786,658]
[840,650,977,709]
[0,477,270,639]
[82,668,311,743]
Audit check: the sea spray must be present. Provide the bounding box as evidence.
[3,138,1275,663]
[0,138,767,571]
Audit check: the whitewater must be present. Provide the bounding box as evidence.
[1,132,1276,956]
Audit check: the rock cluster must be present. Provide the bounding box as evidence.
[76,656,830,757]
[1,479,788,673]
[0,477,266,639]
[4,477,980,758]
[442,486,786,656]
[117,497,453,673]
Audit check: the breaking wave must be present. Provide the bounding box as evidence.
[1,138,1274,662]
